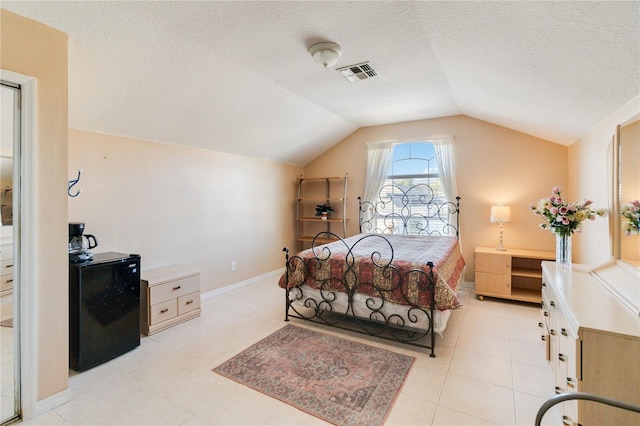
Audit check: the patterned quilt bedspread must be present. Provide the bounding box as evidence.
[278,234,465,311]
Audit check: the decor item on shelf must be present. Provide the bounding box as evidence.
[308,41,342,68]
[315,204,334,220]
[529,186,607,266]
[621,200,640,236]
[490,204,511,251]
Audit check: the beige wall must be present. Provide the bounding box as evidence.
[569,96,640,266]
[68,129,301,291]
[304,115,568,281]
[1,9,69,401]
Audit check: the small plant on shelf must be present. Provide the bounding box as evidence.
[315,204,334,219]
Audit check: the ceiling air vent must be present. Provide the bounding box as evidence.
[337,62,380,82]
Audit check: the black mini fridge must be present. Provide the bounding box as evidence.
[69,252,141,371]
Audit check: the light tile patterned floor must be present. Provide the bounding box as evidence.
[19,276,561,425]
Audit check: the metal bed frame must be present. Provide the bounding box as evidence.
[282,184,461,357]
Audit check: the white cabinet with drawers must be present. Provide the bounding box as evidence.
[540,262,639,425]
[0,235,14,296]
[140,264,201,335]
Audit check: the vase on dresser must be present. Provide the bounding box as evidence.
[555,234,572,267]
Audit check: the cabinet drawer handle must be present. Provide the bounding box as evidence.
[5,264,13,268]
[544,311,549,317]
[542,282,546,287]
[550,329,556,336]
[172,285,181,291]
[561,328,568,336]
[538,322,543,328]
[550,301,555,307]
[567,378,576,388]
[185,300,194,305]
[558,353,566,362]
[6,279,13,283]
[541,335,546,341]
[160,308,169,314]
[555,386,562,395]
[562,415,571,425]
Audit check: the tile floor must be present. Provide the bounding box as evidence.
[15,276,561,425]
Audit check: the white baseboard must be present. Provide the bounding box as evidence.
[200,267,285,300]
[23,388,72,421]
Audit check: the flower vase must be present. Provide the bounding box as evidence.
[321,212,328,221]
[555,234,572,268]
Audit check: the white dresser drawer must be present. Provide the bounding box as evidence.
[140,265,201,335]
[0,245,12,261]
[178,291,200,315]
[0,274,13,292]
[1,258,14,273]
[150,299,177,325]
[149,274,199,305]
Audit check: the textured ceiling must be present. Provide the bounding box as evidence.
[3,1,639,166]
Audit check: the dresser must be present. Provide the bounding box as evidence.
[0,234,13,297]
[540,262,639,425]
[474,247,554,303]
[140,264,201,335]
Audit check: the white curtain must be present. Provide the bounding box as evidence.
[363,142,395,205]
[432,136,457,203]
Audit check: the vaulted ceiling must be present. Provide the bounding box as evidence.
[3,1,639,166]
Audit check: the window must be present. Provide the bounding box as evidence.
[374,142,449,235]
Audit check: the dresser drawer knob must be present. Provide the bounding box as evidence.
[544,311,549,317]
[558,353,566,362]
[555,386,562,394]
[6,279,13,283]
[567,378,575,388]
[185,300,194,305]
[561,328,568,336]
[172,285,182,291]
[562,415,571,425]
[160,308,169,314]
[550,301,556,307]
[538,322,543,328]
[5,264,12,268]
[550,329,556,336]
[541,335,546,341]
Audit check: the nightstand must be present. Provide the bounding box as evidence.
[474,246,554,303]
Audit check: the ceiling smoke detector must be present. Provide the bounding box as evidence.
[337,62,380,82]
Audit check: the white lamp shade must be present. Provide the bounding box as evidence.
[309,42,342,68]
[490,204,512,223]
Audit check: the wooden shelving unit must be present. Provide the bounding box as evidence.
[474,246,554,303]
[296,174,348,250]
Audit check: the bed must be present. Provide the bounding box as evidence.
[279,183,464,357]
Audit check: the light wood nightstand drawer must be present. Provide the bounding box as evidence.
[149,275,199,305]
[178,291,200,315]
[150,300,177,325]
[475,251,510,274]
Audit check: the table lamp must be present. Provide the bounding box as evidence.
[490,204,512,251]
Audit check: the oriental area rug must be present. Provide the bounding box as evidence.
[213,324,415,426]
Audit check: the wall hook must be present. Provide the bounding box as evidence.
[68,169,83,197]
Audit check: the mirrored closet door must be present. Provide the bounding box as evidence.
[0,81,20,424]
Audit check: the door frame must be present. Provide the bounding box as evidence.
[1,69,39,419]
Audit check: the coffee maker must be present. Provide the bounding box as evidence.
[69,222,98,262]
